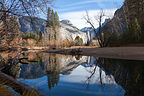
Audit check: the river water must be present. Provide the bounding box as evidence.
[0,52,144,96]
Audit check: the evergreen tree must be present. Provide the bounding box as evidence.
[46,7,52,27]
[134,18,141,41]
[54,11,60,41]
[51,10,55,29]
[45,8,60,46]
[54,12,60,27]
[75,36,83,46]
[39,30,43,41]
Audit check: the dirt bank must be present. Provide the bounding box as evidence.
[45,47,144,60]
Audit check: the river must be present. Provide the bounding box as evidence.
[0,51,144,96]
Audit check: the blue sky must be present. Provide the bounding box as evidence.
[52,0,124,29]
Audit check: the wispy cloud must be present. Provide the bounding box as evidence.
[58,6,85,12]
[59,9,116,29]
[65,0,122,7]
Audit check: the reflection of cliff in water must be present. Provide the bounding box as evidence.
[97,58,144,96]
[19,53,88,89]
[1,51,143,96]
[19,53,88,79]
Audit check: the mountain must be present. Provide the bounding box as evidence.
[19,17,88,44]
[81,27,95,41]
[102,6,127,35]
[19,16,46,34]
[103,0,144,35]
[60,20,88,43]
[81,18,110,41]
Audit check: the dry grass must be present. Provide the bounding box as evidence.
[59,39,75,48]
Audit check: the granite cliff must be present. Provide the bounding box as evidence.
[19,17,88,44]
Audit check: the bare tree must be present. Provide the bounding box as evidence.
[0,0,54,17]
[0,0,54,46]
[84,10,106,47]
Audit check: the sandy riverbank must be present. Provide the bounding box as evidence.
[45,47,144,60]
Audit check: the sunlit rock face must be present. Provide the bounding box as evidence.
[60,20,88,44]
[61,20,72,25]
[19,17,88,44]
[81,27,95,42]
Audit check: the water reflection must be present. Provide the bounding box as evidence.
[99,58,144,96]
[1,52,144,96]
[17,53,124,96]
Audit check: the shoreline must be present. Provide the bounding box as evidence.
[44,47,144,60]
[1,46,144,60]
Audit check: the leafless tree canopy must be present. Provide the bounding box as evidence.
[0,0,54,17]
[84,10,106,47]
[0,0,54,46]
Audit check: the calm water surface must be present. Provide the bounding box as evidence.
[1,52,144,96]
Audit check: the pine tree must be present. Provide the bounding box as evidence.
[45,8,60,46]
[46,7,52,27]
[51,10,55,29]
[39,30,43,41]
[133,18,141,41]
[54,12,60,27]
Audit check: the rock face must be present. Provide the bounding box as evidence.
[103,6,127,35]
[103,0,144,35]
[19,16,46,34]
[60,20,88,43]
[19,17,88,44]
[80,18,110,46]
[81,27,95,42]
[81,18,110,40]
[61,20,72,25]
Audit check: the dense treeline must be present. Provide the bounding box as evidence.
[106,18,143,46]
[22,31,42,42]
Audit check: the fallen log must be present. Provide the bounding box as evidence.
[0,72,44,96]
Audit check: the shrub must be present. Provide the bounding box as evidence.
[61,39,69,47]
[68,39,75,47]
[27,38,36,46]
[22,32,40,41]
[75,36,83,46]
[59,39,75,48]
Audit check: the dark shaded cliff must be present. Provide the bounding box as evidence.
[102,0,144,46]
[104,0,144,34]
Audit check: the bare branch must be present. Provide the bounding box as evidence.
[84,9,106,47]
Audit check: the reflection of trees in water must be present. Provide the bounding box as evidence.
[0,55,22,79]
[0,53,44,96]
[75,55,82,60]
[97,58,144,96]
[84,57,114,89]
[84,63,98,89]
[44,54,60,90]
[47,72,59,90]
[0,52,44,79]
